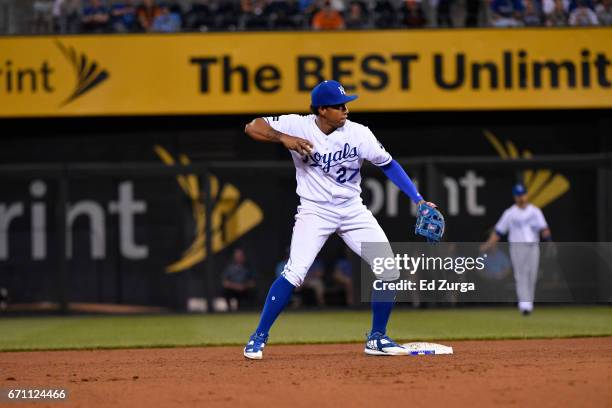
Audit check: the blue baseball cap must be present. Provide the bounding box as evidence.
[512,184,527,196]
[311,80,358,107]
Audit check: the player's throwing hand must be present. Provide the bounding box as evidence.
[279,134,313,155]
[245,118,313,155]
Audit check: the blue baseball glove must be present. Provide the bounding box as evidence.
[415,202,445,242]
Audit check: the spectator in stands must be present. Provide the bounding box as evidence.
[543,0,569,12]
[429,0,443,23]
[299,0,317,13]
[53,0,81,33]
[595,0,612,23]
[431,0,468,27]
[301,258,326,306]
[110,0,137,32]
[298,0,319,26]
[33,0,55,33]
[437,0,454,26]
[401,0,427,27]
[152,2,182,32]
[477,0,493,26]
[465,0,482,26]
[490,0,524,26]
[568,0,594,12]
[332,247,354,305]
[523,0,544,24]
[312,0,345,29]
[416,0,437,27]
[222,248,256,310]
[373,0,399,28]
[240,0,260,18]
[215,1,241,30]
[345,1,371,28]
[239,0,270,30]
[81,0,110,33]
[569,0,599,23]
[137,0,161,31]
[330,0,347,12]
[185,0,214,31]
[267,0,302,29]
[544,0,569,25]
[274,249,325,307]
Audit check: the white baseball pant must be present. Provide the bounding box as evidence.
[509,243,540,312]
[282,198,398,287]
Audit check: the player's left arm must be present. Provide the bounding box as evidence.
[380,160,431,206]
[536,208,552,241]
[537,210,556,257]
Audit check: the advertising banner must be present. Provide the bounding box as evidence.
[1,28,611,117]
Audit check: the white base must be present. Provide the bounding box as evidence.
[400,342,454,355]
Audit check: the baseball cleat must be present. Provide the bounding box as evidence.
[364,332,409,356]
[244,332,268,360]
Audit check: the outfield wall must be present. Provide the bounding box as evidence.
[0,107,610,309]
[0,117,610,309]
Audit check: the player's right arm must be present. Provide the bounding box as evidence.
[244,117,313,156]
[480,230,501,253]
[480,210,509,252]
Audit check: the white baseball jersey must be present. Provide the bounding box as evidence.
[264,114,391,206]
[495,204,548,243]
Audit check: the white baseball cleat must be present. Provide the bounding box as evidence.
[243,332,268,360]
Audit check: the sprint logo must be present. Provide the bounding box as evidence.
[484,130,570,208]
[0,42,109,105]
[56,41,109,106]
[154,145,263,273]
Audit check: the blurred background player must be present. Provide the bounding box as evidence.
[481,184,552,315]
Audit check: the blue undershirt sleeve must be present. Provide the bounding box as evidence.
[380,160,423,204]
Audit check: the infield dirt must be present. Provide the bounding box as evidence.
[1,337,611,408]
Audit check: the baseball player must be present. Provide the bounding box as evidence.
[480,184,552,315]
[242,80,436,359]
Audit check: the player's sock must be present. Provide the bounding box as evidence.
[254,276,295,337]
[370,284,396,335]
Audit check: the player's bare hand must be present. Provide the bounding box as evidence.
[280,134,313,155]
[418,200,437,208]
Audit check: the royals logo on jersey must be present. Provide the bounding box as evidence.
[304,143,359,173]
[264,114,392,204]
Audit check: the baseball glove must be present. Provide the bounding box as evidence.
[415,202,445,242]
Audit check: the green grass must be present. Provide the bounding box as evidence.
[1,306,611,352]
